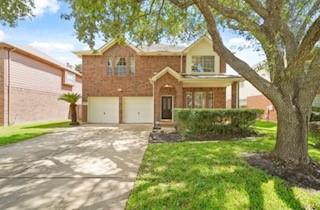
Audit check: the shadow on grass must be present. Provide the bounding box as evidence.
[0,121,70,146]
[23,121,70,129]
[127,138,315,209]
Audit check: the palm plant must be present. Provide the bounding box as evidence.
[58,93,81,125]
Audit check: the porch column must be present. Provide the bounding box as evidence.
[231,82,240,108]
[153,84,160,123]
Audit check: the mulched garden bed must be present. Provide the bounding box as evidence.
[245,153,320,190]
[149,128,261,143]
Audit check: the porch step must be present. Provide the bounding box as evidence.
[159,121,175,127]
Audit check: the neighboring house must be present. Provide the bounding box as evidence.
[231,64,320,121]
[236,68,277,121]
[0,42,82,126]
[75,36,242,125]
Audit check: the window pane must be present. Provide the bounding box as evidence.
[192,56,215,73]
[116,57,127,75]
[194,92,206,108]
[185,91,193,108]
[107,58,112,75]
[208,91,214,108]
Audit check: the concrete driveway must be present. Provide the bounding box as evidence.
[0,124,151,210]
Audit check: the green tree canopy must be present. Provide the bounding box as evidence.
[0,0,34,26]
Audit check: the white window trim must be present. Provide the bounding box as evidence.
[191,56,215,73]
[64,71,76,86]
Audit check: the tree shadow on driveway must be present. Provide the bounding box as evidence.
[0,124,151,210]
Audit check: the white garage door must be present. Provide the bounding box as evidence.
[123,97,153,123]
[88,97,119,123]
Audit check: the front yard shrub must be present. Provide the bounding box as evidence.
[175,108,263,138]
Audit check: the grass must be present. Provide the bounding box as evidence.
[127,121,320,210]
[0,121,70,146]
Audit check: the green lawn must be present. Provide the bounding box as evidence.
[0,121,70,146]
[127,121,320,210]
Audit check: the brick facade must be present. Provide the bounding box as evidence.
[81,43,233,123]
[0,47,82,126]
[247,95,277,121]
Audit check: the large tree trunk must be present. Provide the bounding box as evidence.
[273,105,310,165]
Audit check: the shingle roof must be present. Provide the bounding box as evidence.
[140,44,186,53]
[74,36,212,56]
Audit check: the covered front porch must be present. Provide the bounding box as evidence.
[150,67,243,125]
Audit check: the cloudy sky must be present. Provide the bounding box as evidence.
[0,0,265,71]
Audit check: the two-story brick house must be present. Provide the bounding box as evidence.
[75,36,242,124]
[0,42,82,126]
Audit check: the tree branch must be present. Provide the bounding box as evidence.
[194,0,282,104]
[304,50,320,86]
[299,51,320,107]
[168,0,194,9]
[243,0,268,18]
[207,0,285,78]
[155,0,165,33]
[297,0,320,41]
[265,0,298,64]
[296,16,320,64]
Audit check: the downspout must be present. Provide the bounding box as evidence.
[7,48,11,126]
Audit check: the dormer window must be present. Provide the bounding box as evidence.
[191,56,215,73]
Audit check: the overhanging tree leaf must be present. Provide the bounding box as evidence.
[0,0,34,26]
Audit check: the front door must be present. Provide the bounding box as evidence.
[161,96,173,120]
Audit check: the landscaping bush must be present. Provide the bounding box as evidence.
[175,108,263,138]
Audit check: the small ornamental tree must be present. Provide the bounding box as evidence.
[62,0,320,166]
[59,93,81,126]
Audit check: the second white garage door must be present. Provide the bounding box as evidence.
[88,97,119,123]
[123,97,153,123]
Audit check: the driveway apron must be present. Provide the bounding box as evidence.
[0,124,151,210]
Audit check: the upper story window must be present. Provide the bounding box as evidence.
[191,56,215,73]
[107,57,135,76]
[116,57,127,76]
[64,71,76,86]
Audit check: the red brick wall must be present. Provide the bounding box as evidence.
[0,49,82,126]
[82,43,228,122]
[82,44,227,101]
[82,45,183,101]
[247,95,277,121]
